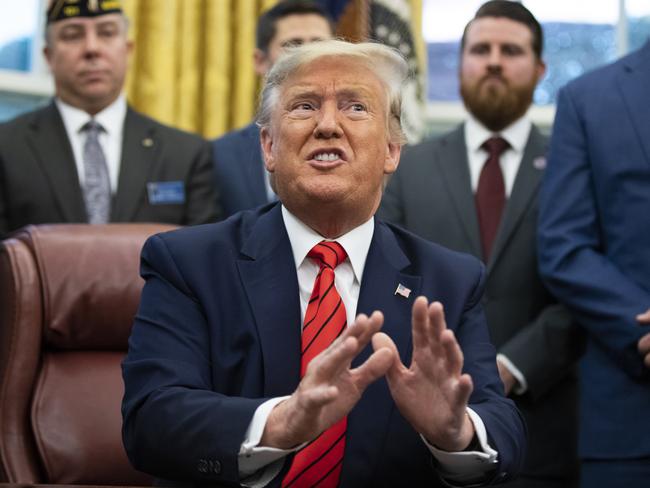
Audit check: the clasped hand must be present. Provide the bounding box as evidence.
[261,297,475,452]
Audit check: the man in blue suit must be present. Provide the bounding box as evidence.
[212,1,333,217]
[538,40,650,488]
[123,40,525,487]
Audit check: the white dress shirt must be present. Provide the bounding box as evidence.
[465,113,532,198]
[237,206,498,486]
[465,114,531,394]
[56,94,127,193]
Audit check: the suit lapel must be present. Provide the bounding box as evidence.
[436,127,482,256]
[488,125,547,273]
[616,41,650,169]
[26,102,87,222]
[341,221,422,484]
[237,205,302,396]
[113,108,157,221]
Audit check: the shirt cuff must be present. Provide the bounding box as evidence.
[238,396,298,487]
[496,353,528,395]
[422,408,498,484]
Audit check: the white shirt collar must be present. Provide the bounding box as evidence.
[281,205,374,283]
[56,94,127,136]
[465,113,531,154]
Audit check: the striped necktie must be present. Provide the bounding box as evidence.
[282,241,348,488]
[81,119,111,224]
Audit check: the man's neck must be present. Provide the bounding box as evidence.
[56,93,120,117]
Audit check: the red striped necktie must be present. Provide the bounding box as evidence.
[282,241,348,488]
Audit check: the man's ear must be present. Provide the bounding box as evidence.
[43,45,52,68]
[384,141,402,175]
[253,49,270,77]
[535,59,547,83]
[260,126,275,172]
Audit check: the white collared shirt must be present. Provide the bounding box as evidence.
[56,94,127,193]
[238,206,497,486]
[465,114,532,197]
[465,115,532,395]
[282,205,372,329]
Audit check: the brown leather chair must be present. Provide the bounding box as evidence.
[0,223,175,485]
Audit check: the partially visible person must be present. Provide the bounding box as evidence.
[380,2,581,487]
[212,0,333,218]
[0,0,220,240]
[538,40,650,488]
[122,40,526,487]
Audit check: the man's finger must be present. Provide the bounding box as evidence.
[307,335,359,380]
[440,329,464,375]
[411,296,431,351]
[349,311,385,347]
[638,332,650,354]
[372,331,408,384]
[636,308,650,324]
[428,301,447,340]
[352,346,395,391]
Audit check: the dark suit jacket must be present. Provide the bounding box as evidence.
[0,102,220,238]
[539,41,650,461]
[379,124,581,483]
[212,122,271,218]
[121,203,526,487]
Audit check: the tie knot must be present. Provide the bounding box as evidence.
[82,119,104,135]
[482,137,509,158]
[308,241,347,270]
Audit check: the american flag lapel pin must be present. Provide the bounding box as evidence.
[394,283,411,298]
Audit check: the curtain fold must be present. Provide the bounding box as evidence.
[122,0,277,138]
[120,0,423,139]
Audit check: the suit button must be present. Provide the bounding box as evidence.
[197,459,221,475]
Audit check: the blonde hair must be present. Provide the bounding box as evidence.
[256,39,408,144]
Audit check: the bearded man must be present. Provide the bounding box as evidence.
[380,2,581,487]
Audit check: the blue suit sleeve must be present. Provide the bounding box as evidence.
[538,85,650,379]
[121,234,266,485]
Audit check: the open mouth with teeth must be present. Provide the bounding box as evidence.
[313,152,341,162]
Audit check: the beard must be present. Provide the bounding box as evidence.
[461,74,536,132]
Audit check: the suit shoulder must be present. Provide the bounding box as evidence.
[0,105,49,137]
[213,123,258,146]
[561,46,643,98]
[128,108,206,146]
[147,204,272,259]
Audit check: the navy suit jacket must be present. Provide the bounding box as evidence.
[212,123,271,218]
[122,204,525,487]
[539,41,650,459]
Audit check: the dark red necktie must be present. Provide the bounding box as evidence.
[476,137,509,260]
[282,241,348,488]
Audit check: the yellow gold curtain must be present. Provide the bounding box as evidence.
[122,0,277,139]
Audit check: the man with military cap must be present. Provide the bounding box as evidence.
[0,0,221,239]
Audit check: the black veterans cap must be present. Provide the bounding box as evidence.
[47,0,123,24]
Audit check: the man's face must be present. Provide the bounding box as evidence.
[254,13,333,75]
[460,16,545,131]
[260,57,401,226]
[44,14,132,114]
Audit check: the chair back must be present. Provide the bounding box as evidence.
[0,224,175,485]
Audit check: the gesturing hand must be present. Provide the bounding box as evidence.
[372,296,475,451]
[261,311,395,449]
[637,308,650,368]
